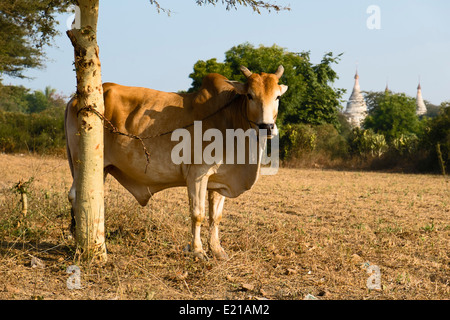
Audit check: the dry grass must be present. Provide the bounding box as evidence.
[0,153,448,300]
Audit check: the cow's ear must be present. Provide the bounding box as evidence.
[226,80,247,95]
[280,84,288,95]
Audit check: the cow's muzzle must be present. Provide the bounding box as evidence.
[258,123,275,138]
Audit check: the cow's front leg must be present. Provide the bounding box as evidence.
[187,174,209,260]
[208,190,228,260]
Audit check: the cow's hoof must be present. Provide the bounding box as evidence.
[211,247,229,261]
[184,244,209,261]
[193,250,209,261]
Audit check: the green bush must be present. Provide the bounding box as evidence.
[279,123,350,168]
[0,107,65,154]
[391,133,419,156]
[363,92,422,143]
[420,106,450,172]
[314,124,349,160]
[348,128,388,158]
[279,123,317,160]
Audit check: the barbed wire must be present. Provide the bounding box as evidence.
[75,94,241,173]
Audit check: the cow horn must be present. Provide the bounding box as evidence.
[240,66,253,78]
[275,65,284,79]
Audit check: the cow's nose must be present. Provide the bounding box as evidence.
[258,123,274,136]
[258,123,274,130]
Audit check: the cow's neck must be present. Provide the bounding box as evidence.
[224,94,253,131]
[224,94,264,189]
[191,90,265,196]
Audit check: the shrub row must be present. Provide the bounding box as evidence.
[279,107,450,173]
[0,107,65,155]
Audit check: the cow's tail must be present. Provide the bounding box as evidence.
[64,96,75,179]
[65,96,77,235]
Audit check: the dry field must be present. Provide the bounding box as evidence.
[0,153,448,300]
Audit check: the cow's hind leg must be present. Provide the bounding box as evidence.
[208,190,228,260]
[68,168,109,237]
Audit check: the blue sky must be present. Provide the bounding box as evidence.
[4,0,450,105]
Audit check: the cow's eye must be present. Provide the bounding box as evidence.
[276,96,281,100]
[247,94,253,100]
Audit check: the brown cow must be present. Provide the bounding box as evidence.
[66,66,288,260]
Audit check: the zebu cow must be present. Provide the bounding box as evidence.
[65,66,288,260]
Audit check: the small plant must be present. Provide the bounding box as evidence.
[420,221,435,233]
[11,177,34,226]
[396,272,411,285]
[352,223,366,230]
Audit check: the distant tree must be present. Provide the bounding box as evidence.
[44,86,57,101]
[0,83,29,112]
[422,103,450,171]
[423,100,441,118]
[363,91,386,113]
[0,0,73,79]
[363,91,423,142]
[189,58,234,91]
[188,43,345,128]
[0,83,63,113]
[27,90,50,113]
[439,101,450,109]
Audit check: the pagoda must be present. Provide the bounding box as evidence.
[344,70,368,127]
[416,81,427,116]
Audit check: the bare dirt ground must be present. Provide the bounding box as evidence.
[0,153,448,300]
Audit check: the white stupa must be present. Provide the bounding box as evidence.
[416,82,427,116]
[344,70,367,127]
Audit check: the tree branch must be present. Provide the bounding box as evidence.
[195,0,290,13]
[148,0,290,15]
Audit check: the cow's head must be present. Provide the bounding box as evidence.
[226,65,288,138]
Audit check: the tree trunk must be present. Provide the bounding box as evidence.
[67,0,106,262]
